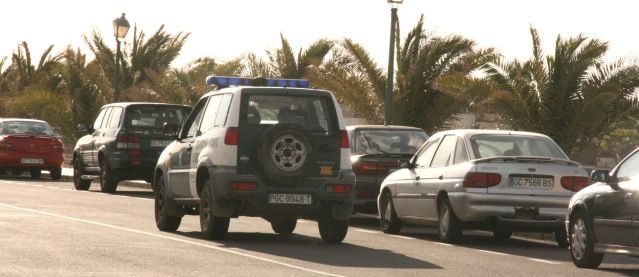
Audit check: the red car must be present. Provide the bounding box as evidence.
[0,119,64,179]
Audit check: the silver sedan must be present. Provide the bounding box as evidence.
[378,129,588,246]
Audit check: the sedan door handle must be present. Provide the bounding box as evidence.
[415,176,420,180]
[438,175,443,180]
[186,145,193,151]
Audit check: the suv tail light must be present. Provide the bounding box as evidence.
[224,127,238,145]
[231,182,257,191]
[117,135,140,149]
[463,172,502,188]
[340,130,349,148]
[326,184,352,193]
[561,176,589,192]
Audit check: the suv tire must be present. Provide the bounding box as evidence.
[379,191,402,234]
[50,168,62,180]
[200,181,230,240]
[271,219,297,235]
[318,213,348,244]
[155,175,182,231]
[99,158,118,193]
[73,158,91,190]
[257,125,313,185]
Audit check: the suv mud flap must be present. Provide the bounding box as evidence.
[330,202,353,221]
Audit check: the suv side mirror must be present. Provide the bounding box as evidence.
[590,169,610,183]
[398,159,412,169]
[162,123,179,139]
[76,123,93,134]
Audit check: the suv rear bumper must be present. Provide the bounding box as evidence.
[208,166,356,220]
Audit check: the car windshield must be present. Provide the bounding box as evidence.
[0,121,55,136]
[470,134,567,159]
[353,129,428,154]
[243,94,336,133]
[125,106,190,128]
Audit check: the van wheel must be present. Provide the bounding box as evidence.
[438,198,463,243]
[155,175,182,231]
[73,158,91,190]
[257,125,313,185]
[569,211,603,268]
[379,191,402,234]
[271,219,297,235]
[200,181,229,240]
[99,159,118,193]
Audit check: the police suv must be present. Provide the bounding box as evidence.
[153,76,355,243]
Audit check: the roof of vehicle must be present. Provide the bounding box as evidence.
[201,86,334,99]
[433,129,551,138]
[346,125,426,132]
[0,118,48,124]
[101,102,191,108]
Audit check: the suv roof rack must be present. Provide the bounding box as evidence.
[206,76,310,89]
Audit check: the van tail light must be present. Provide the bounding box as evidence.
[326,184,352,194]
[463,172,502,188]
[340,130,349,148]
[117,135,140,149]
[561,176,589,192]
[231,182,257,191]
[224,127,238,145]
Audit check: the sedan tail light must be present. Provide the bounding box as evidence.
[463,172,502,188]
[561,176,589,192]
[0,140,14,150]
[353,161,377,175]
[326,184,352,193]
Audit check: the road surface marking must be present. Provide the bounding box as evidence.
[476,249,509,256]
[389,234,415,240]
[432,242,453,247]
[0,202,344,277]
[528,258,561,265]
[353,228,380,234]
[298,219,312,224]
[46,186,60,189]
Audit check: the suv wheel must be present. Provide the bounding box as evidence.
[50,168,62,180]
[379,191,402,234]
[200,181,230,240]
[318,213,348,244]
[257,125,313,185]
[155,175,182,231]
[438,198,463,243]
[271,219,297,235]
[569,211,603,268]
[30,170,41,179]
[73,158,91,190]
[99,159,118,193]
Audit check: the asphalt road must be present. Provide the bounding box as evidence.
[1,176,637,276]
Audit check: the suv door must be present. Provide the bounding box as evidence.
[168,98,208,198]
[81,107,110,168]
[95,106,122,164]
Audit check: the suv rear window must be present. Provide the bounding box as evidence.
[243,94,336,134]
[125,106,190,128]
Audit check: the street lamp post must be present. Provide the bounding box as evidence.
[113,13,130,102]
[385,0,402,125]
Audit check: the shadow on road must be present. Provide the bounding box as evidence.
[174,230,441,270]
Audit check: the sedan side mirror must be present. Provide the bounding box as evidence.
[398,159,412,169]
[590,169,610,183]
[162,123,179,139]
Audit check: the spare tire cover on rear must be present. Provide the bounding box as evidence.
[257,124,313,185]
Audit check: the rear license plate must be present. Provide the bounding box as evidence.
[150,140,171,147]
[21,158,43,164]
[509,176,554,189]
[268,193,312,205]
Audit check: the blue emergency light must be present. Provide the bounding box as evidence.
[206,76,310,89]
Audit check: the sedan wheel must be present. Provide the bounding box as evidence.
[438,198,463,243]
[569,211,603,268]
[379,191,402,234]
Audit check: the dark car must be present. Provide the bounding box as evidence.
[347,125,428,213]
[566,148,639,268]
[73,102,191,192]
[0,118,64,179]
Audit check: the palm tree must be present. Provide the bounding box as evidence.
[3,42,62,94]
[478,27,639,155]
[335,16,497,132]
[266,34,334,79]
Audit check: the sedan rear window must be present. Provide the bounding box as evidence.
[470,134,566,159]
[0,121,54,136]
[353,129,428,154]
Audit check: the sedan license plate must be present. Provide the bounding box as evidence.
[509,176,553,190]
[268,193,312,205]
[21,158,43,164]
[150,140,171,147]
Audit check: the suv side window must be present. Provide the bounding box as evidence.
[430,135,457,168]
[199,95,222,134]
[93,107,110,130]
[107,107,123,128]
[414,139,439,168]
[181,97,209,139]
[214,94,233,127]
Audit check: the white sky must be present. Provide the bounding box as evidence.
[2,0,638,70]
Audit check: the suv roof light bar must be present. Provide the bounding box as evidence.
[206,76,310,89]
